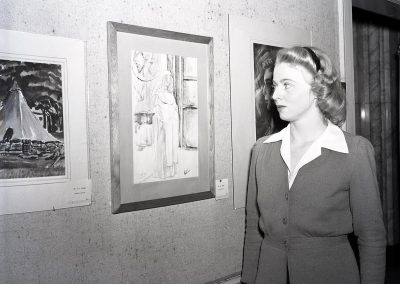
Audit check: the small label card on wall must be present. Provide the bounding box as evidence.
[64,179,92,207]
[215,179,229,200]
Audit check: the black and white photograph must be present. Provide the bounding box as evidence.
[1,1,400,284]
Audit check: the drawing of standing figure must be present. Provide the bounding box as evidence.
[152,71,179,179]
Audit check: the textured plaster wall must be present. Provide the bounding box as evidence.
[0,0,339,283]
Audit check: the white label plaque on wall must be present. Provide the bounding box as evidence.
[215,179,229,200]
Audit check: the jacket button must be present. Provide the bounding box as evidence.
[282,217,287,224]
[285,193,288,200]
[283,240,288,248]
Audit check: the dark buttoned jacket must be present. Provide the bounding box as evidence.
[241,132,386,284]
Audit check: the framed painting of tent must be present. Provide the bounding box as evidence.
[0,29,90,215]
[0,66,65,178]
[107,22,215,213]
[228,15,311,209]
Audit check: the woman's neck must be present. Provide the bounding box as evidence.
[290,116,327,145]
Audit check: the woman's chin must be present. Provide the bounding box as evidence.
[277,113,290,122]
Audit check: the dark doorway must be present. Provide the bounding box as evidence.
[352,6,400,283]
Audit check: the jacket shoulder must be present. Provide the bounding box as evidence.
[343,131,374,154]
[250,135,280,160]
[253,134,277,149]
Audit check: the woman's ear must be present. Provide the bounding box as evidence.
[309,89,318,102]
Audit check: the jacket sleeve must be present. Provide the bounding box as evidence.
[349,137,386,284]
[241,142,263,284]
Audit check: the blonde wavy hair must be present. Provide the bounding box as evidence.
[275,46,346,126]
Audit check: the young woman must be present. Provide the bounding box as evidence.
[241,46,386,284]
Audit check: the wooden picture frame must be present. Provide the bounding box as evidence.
[228,15,311,209]
[107,22,215,213]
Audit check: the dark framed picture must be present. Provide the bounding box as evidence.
[107,22,215,213]
[229,15,311,209]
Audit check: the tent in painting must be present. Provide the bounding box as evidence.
[0,82,58,142]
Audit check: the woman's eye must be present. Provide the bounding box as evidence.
[283,82,292,89]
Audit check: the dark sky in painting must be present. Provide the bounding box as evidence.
[0,59,62,109]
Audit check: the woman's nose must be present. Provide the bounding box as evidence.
[271,87,280,101]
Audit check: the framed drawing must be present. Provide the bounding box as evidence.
[0,29,90,215]
[229,15,311,209]
[107,22,215,213]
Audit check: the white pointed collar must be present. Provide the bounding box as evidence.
[263,120,349,154]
